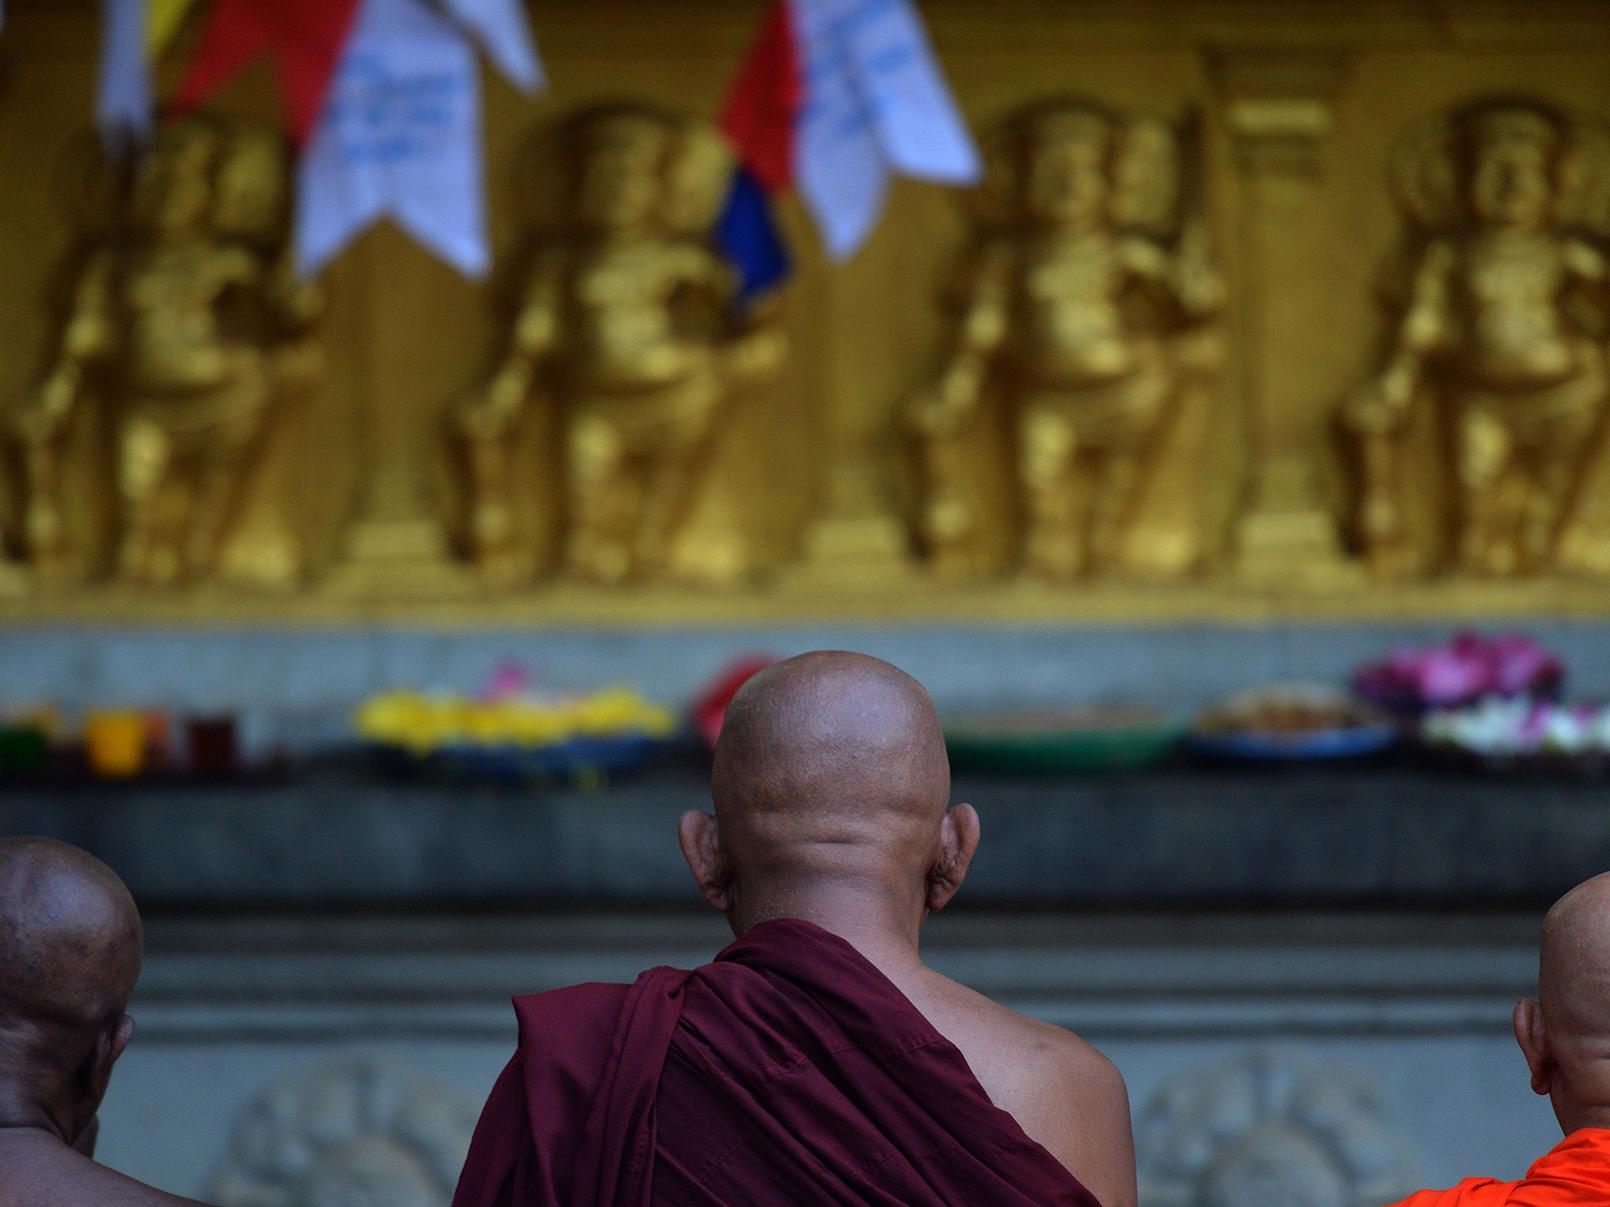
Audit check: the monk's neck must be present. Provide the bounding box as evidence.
[734,878,928,971]
[0,1035,82,1143]
[1559,1099,1610,1136]
[0,1076,72,1145]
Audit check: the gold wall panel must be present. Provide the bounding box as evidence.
[2,1,1610,624]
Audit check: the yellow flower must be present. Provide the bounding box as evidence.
[354,686,676,753]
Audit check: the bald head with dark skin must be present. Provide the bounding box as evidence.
[0,837,206,1206]
[678,651,1138,1207]
[1515,872,1610,1136]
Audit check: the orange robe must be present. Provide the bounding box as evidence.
[1388,1129,1610,1206]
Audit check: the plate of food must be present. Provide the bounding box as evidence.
[1191,685,1398,762]
[944,706,1185,774]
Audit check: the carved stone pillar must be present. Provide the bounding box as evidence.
[1214,51,1362,586]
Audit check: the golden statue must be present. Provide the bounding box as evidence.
[13,116,320,587]
[455,103,783,587]
[908,99,1223,581]
[1341,99,1610,578]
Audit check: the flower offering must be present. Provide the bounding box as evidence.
[1353,632,1563,714]
[354,686,677,756]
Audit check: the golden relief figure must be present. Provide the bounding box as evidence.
[455,103,783,588]
[1341,99,1610,579]
[12,116,320,588]
[907,99,1223,581]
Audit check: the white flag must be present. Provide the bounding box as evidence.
[97,0,153,150]
[792,0,979,260]
[296,0,489,278]
[442,0,545,94]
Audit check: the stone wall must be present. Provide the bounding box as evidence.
[97,910,1558,1205]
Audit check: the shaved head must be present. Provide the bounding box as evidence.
[0,837,142,1065]
[0,845,199,1202]
[1512,870,1610,1135]
[711,651,952,881]
[1539,871,1610,1036]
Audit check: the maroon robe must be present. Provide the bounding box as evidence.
[452,918,1101,1206]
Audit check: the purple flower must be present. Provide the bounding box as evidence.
[1353,631,1564,709]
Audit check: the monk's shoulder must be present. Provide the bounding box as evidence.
[0,1132,206,1207]
[950,975,1115,1066]
[1004,1008,1129,1112]
[0,1130,58,1205]
[912,970,1128,1106]
[916,978,1137,1206]
[1012,1018,1137,1207]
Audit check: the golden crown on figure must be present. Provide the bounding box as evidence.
[453,101,785,590]
[906,97,1224,583]
[11,115,321,590]
[1339,97,1610,580]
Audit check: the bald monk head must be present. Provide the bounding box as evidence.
[677,651,1138,1207]
[0,837,206,1206]
[680,650,979,941]
[1515,871,1610,1135]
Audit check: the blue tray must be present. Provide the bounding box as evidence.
[1189,725,1398,762]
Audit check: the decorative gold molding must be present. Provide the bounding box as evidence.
[8,576,1610,627]
[1211,48,1360,586]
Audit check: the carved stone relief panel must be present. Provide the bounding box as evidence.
[208,1059,479,1207]
[1136,1048,1420,1207]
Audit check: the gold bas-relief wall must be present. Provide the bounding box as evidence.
[3,0,1610,624]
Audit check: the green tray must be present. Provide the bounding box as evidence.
[944,713,1185,774]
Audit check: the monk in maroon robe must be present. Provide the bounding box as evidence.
[0,837,209,1206]
[455,650,1137,1206]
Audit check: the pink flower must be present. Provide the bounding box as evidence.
[1412,647,1489,704]
[1353,632,1563,709]
[480,660,532,702]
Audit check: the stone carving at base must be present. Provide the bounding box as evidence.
[208,1059,479,1207]
[454,102,785,588]
[1136,1048,1420,1207]
[907,98,1223,581]
[11,117,321,589]
[1340,98,1610,579]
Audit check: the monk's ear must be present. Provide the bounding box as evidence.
[77,1014,134,1124]
[678,810,733,913]
[926,803,980,913]
[1514,998,1553,1095]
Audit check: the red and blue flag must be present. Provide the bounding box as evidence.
[717,0,980,300]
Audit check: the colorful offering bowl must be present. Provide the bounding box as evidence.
[1353,631,1563,717]
[944,708,1185,774]
[355,686,679,785]
[1190,685,1398,762]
